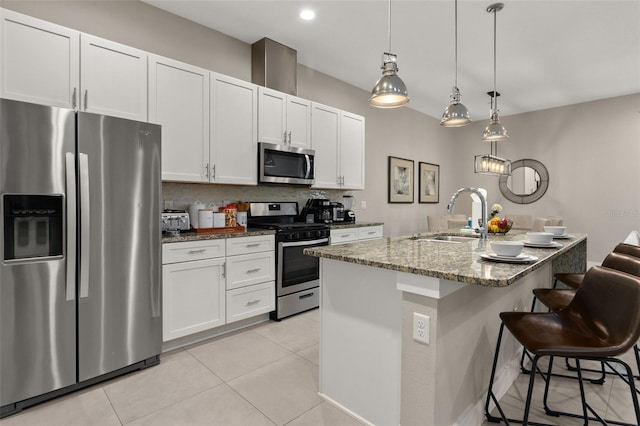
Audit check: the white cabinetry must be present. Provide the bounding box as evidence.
[330,225,382,245]
[311,103,365,190]
[258,87,311,148]
[210,74,258,184]
[149,56,209,182]
[0,9,147,121]
[340,112,366,189]
[225,235,275,323]
[311,103,340,188]
[0,9,79,108]
[80,34,147,121]
[162,240,226,341]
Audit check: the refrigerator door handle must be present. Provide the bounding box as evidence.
[79,153,91,298]
[65,153,77,302]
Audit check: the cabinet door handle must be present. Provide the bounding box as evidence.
[283,131,288,144]
[204,163,209,179]
[288,131,292,144]
[246,267,261,273]
[247,299,261,305]
[72,88,77,109]
[84,90,88,110]
[368,231,376,235]
[188,249,206,254]
[212,164,216,179]
[246,243,260,247]
[222,262,226,278]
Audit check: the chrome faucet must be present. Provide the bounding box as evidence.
[447,187,488,242]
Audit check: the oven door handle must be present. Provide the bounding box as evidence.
[281,238,328,248]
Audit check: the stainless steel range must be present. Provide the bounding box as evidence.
[248,202,329,320]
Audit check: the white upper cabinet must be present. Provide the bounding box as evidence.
[311,104,365,190]
[339,111,366,189]
[311,103,341,189]
[149,55,209,182]
[0,9,80,109]
[80,34,147,121]
[258,87,311,149]
[210,73,258,185]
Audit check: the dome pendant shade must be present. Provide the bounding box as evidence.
[369,54,409,108]
[440,87,471,127]
[482,110,508,141]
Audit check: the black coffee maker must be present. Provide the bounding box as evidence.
[342,195,356,223]
[300,199,333,223]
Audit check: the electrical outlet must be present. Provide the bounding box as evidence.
[413,313,430,344]
[360,200,367,209]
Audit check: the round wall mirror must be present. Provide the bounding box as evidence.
[499,159,549,204]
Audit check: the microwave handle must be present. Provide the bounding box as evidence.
[304,154,311,179]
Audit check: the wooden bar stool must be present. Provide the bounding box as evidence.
[485,266,640,426]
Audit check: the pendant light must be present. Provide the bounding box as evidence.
[475,91,511,175]
[369,0,409,108]
[482,3,508,141]
[440,0,471,127]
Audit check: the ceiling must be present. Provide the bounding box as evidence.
[143,0,640,121]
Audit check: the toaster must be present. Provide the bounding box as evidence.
[162,210,190,233]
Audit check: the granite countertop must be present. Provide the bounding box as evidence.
[329,222,384,230]
[162,229,275,243]
[304,231,586,287]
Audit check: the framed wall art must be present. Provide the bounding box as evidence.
[388,156,414,203]
[418,162,439,203]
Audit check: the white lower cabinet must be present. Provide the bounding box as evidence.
[162,235,275,342]
[225,235,275,323]
[162,257,225,341]
[330,225,383,245]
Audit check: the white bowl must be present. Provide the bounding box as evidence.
[544,226,567,236]
[526,232,555,244]
[490,241,524,257]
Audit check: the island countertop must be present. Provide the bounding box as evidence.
[304,231,586,287]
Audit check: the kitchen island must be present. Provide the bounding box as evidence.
[305,232,586,426]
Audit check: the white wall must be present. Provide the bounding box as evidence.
[3,1,638,263]
[451,94,640,262]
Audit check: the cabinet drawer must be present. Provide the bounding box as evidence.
[226,281,275,323]
[330,229,358,245]
[162,239,226,264]
[226,235,274,256]
[358,226,383,241]
[226,251,275,290]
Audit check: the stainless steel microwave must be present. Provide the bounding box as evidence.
[259,142,315,185]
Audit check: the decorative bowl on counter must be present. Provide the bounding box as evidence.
[487,217,513,234]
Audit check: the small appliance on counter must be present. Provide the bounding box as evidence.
[342,195,356,223]
[331,202,344,222]
[300,198,333,223]
[161,210,190,235]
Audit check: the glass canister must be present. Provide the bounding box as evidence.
[223,205,237,227]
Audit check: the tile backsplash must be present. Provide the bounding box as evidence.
[162,182,349,211]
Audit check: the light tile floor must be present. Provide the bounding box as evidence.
[2,309,638,426]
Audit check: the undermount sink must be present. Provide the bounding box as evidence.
[411,235,478,243]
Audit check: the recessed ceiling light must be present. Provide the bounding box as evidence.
[300,9,315,21]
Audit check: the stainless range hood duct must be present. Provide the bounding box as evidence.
[251,37,297,96]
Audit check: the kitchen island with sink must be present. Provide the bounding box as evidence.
[304,232,586,426]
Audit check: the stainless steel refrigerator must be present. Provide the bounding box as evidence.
[0,98,162,417]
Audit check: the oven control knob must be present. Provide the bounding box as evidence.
[303,231,311,239]
[286,233,295,240]
[314,230,321,238]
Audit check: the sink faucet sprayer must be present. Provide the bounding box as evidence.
[447,187,488,242]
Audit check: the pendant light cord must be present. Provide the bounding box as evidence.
[454,0,458,88]
[492,7,498,111]
[388,0,392,53]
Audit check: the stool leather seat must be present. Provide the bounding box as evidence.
[553,251,640,289]
[486,266,640,425]
[615,242,640,258]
